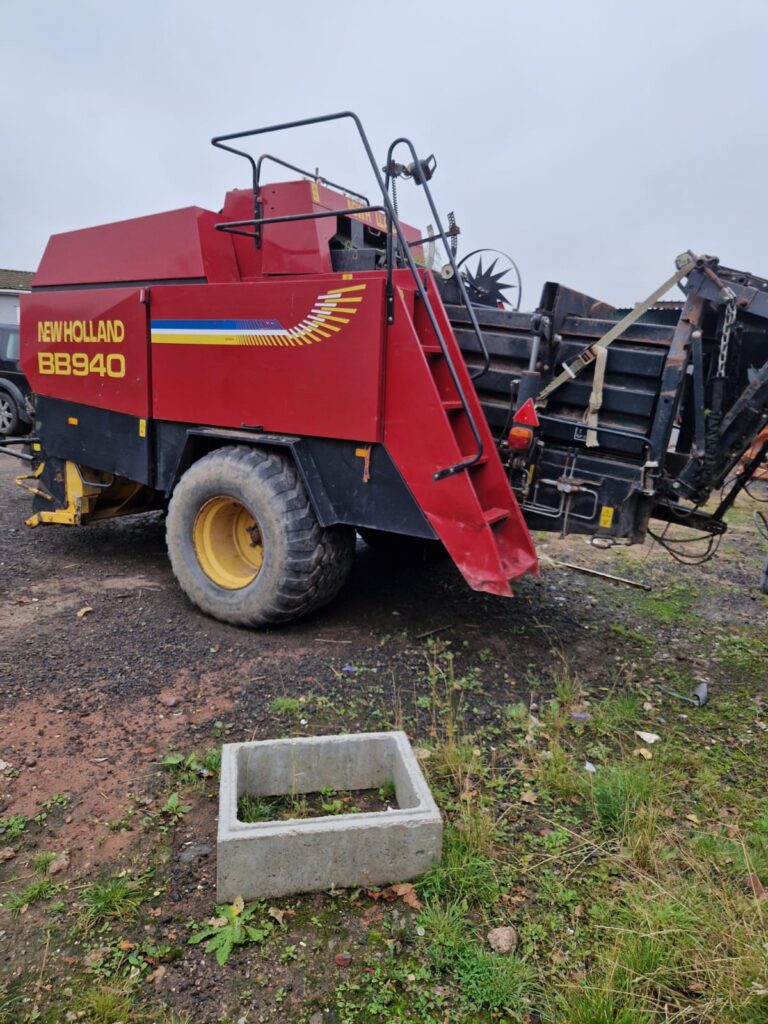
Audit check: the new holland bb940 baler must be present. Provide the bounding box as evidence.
[9,112,768,625]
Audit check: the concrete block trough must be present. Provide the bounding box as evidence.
[217,731,442,901]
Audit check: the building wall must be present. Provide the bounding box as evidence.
[0,293,21,325]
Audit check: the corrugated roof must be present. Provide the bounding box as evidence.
[0,269,33,291]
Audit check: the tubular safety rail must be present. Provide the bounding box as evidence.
[210,111,489,480]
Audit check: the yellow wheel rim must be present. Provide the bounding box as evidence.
[193,496,263,590]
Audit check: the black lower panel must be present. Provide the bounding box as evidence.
[37,395,151,485]
[297,438,436,539]
[152,421,435,539]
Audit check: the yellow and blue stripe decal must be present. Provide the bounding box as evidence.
[151,284,366,348]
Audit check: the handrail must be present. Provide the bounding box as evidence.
[254,154,369,204]
[210,111,485,480]
[384,137,492,384]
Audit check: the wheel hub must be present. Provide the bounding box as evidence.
[193,496,263,589]
[0,398,13,433]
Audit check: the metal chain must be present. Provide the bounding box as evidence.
[717,289,737,378]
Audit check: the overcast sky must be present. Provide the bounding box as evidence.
[2,0,767,306]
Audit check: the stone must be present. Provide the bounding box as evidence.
[487,926,518,953]
[179,843,213,865]
[217,732,442,901]
[48,851,70,875]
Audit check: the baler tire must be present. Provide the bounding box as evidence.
[165,446,355,627]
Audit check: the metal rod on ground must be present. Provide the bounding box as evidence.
[552,560,652,591]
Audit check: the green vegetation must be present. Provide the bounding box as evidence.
[161,747,221,782]
[269,695,304,716]
[189,898,273,965]
[716,633,768,675]
[79,872,154,930]
[6,878,65,916]
[2,487,768,1024]
[634,582,697,622]
[0,815,27,844]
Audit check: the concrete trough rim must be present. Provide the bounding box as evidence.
[220,730,439,836]
[217,729,443,900]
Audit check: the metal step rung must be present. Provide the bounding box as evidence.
[483,507,510,526]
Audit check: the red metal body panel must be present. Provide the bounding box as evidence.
[221,180,422,279]
[20,287,151,418]
[22,175,537,595]
[33,208,239,287]
[149,274,386,440]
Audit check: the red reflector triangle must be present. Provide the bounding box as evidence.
[513,398,540,427]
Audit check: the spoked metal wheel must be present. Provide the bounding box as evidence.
[0,392,18,435]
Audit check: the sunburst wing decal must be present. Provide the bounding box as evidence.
[150,284,367,348]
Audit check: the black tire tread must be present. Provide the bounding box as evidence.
[166,446,354,626]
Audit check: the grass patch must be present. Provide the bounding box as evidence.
[634,582,697,623]
[453,941,535,1012]
[269,695,304,716]
[716,633,768,675]
[6,878,65,916]
[588,764,660,835]
[79,872,153,930]
[419,825,501,907]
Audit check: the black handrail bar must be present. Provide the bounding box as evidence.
[385,137,492,383]
[254,153,369,204]
[211,111,483,480]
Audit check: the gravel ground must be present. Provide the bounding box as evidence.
[1,450,766,1022]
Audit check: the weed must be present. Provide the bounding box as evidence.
[159,792,191,825]
[588,764,659,835]
[538,741,582,802]
[161,748,221,782]
[419,825,500,907]
[238,793,274,823]
[504,701,532,738]
[553,988,653,1023]
[334,956,446,1023]
[189,897,273,965]
[417,898,466,971]
[552,659,582,708]
[0,814,26,844]
[79,873,152,930]
[635,582,696,623]
[378,782,396,804]
[270,696,303,717]
[6,878,64,915]
[589,692,642,738]
[33,792,71,825]
[452,941,535,1012]
[32,851,56,874]
[70,983,136,1024]
[716,633,768,675]
[608,623,654,652]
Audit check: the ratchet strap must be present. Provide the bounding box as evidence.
[535,252,699,416]
[583,345,608,448]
